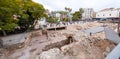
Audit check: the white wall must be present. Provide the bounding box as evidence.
[96,10,120,18]
[39,18,46,25]
[56,13,61,18]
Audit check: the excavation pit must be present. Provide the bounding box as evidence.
[42,36,75,51]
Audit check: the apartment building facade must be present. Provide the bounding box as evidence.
[82,8,94,20]
[96,8,120,20]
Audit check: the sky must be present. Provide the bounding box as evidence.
[33,0,120,12]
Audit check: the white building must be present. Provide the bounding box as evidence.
[51,12,60,17]
[51,11,61,19]
[55,13,61,19]
[34,18,46,29]
[96,8,120,20]
[82,8,94,20]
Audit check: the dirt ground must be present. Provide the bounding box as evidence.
[1,22,117,59]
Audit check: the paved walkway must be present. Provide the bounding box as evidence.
[83,27,104,35]
[1,33,28,46]
[105,27,120,44]
[10,35,49,59]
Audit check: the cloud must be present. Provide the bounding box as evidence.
[33,0,120,11]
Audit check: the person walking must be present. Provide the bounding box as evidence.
[90,32,92,36]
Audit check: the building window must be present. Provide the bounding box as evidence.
[109,14,111,16]
[103,14,105,16]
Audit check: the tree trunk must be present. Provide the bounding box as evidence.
[2,30,7,36]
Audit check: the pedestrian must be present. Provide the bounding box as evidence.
[90,32,92,36]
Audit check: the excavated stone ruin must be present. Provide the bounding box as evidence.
[42,36,76,51]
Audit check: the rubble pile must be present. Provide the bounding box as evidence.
[66,22,105,31]
[39,41,104,59]
[31,30,42,37]
[92,39,115,57]
[66,22,117,31]
[61,42,104,59]
[106,23,117,30]
[92,31,106,40]
[39,48,64,59]
[81,22,103,29]
[47,31,66,41]
[37,22,116,59]
[66,25,82,31]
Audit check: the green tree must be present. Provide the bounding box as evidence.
[63,17,69,22]
[20,0,46,30]
[0,0,46,36]
[0,0,21,36]
[58,11,68,15]
[72,8,84,21]
[47,17,59,23]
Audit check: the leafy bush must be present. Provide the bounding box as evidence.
[63,17,69,22]
[47,17,59,23]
